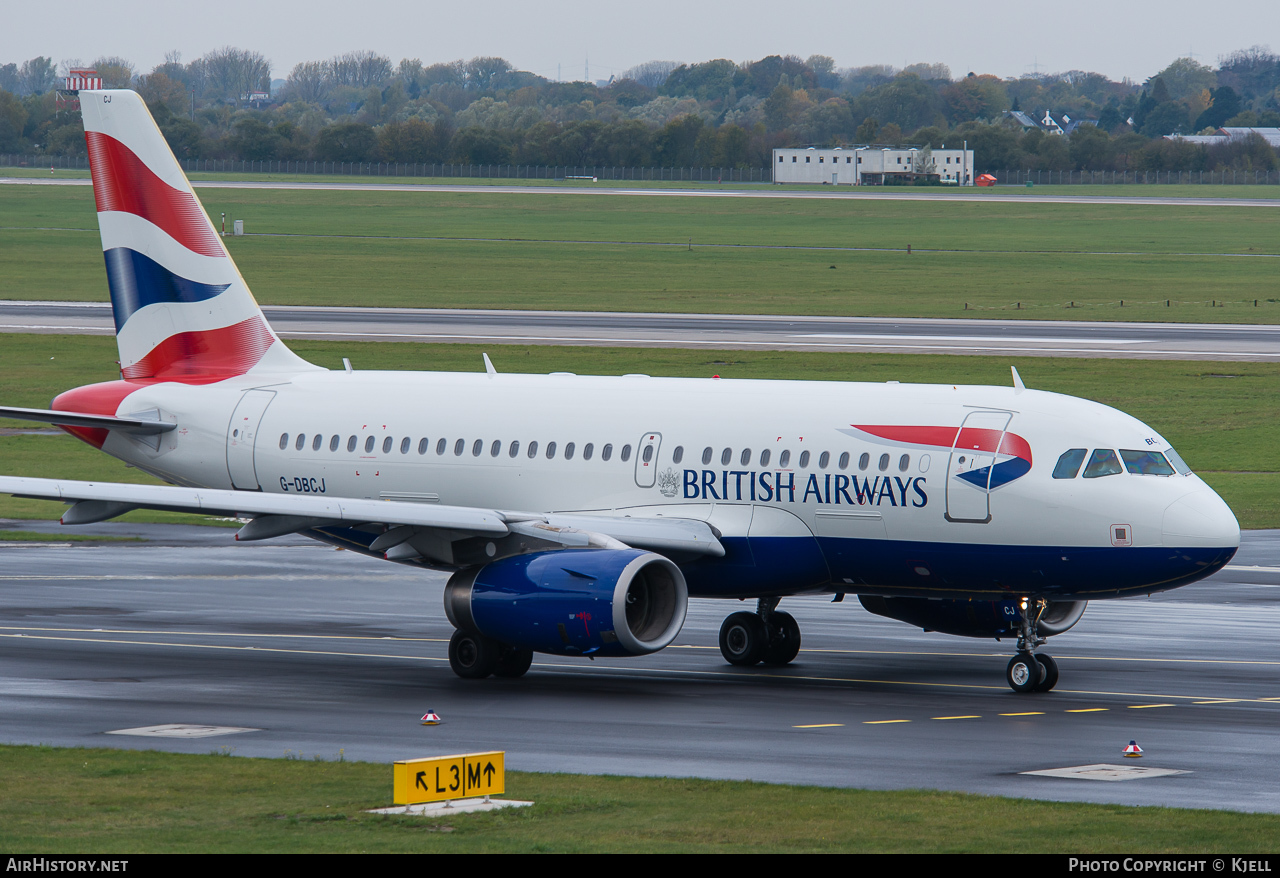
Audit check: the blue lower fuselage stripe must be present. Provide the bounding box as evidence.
[103,247,230,331]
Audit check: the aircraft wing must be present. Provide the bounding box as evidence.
[0,476,724,559]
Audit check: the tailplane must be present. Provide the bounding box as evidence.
[81,89,316,383]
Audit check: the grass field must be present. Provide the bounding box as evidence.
[0,333,1275,527]
[2,181,1278,321]
[1,745,1277,852]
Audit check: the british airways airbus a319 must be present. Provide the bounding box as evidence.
[0,91,1240,693]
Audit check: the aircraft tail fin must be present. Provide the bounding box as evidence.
[80,89,315,383]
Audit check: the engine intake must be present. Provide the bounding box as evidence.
[444,548,688,657]
[858,596,1087,639]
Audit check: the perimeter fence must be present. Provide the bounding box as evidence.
[0,154,773,182]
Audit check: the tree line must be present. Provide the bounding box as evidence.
[2,47,1280,173]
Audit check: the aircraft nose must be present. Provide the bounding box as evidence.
[1162,487,1240,549]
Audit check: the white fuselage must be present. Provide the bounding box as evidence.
[93,367,1239,601]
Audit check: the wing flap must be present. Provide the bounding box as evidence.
[0,476,509,535]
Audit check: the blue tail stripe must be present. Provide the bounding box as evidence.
[103,247,230,331]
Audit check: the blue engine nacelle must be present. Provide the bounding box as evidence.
[443,548,689,657]
[858,595,1087,639]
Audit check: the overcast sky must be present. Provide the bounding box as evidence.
[6,0,1278,85]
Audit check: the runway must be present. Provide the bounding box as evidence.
[6,175,1280,208]
[3,520,1280,812]
[2,300,1279,360]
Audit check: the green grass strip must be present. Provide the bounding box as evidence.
[0,745,1276,852]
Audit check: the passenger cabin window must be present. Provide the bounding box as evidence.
[454,439,465,456]
[602,444,613,461]
[1053,448,1087,479]
[621,444,632,462]
[527,441,539,458]
[295,434,306,451]
[330,435,340,452]
[779,450,791,467]
[491,440,501,457]
[418,438,429,454]
[759,449,771,467]
[819,451,830,468]
[898,454,910,472]
[565,442,575,460]
[702,447,713,465]
[878,453,890,472]
[721,448,732,466]
[509,440,520,458]
[1121,449,1176,476]
[436,438,447,455]
[838,451,849,469]
[383,437,393,453]
[740,448,752,466]
[642,445,654,463]
[472,439,483,457]
[671,446,681,464]
[312,435,323,451]
[584,443,594,460]
[400,437,410,454]
[546,441,557,459]
[859,453,870,471]
[279,433,289,450]
[1083,449,1122,478]
[364,436,376,453]
[347,436,357,452]
[799,450,810,468]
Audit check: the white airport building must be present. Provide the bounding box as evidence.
[773,146,975,185]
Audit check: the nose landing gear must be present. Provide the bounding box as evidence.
[1006,597,1058,693]
[718,598,802,667]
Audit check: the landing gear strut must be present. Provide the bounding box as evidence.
[718,598,802,667]
[1006,597,1057,693]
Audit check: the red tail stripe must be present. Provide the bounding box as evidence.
[121,317,275,384]
[85,131,223,258]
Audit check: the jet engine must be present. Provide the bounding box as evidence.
[444,548,688,657]
[858,596,1087,639]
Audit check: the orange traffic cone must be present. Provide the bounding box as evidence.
[1123,740,1143,758]
[420,710,442,725]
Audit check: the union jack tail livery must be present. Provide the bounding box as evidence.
[81,90,313,383]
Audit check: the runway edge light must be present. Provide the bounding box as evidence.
[421,710,442,725]
[1124,740,1144,758]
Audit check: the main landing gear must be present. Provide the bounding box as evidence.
[718,598,801,667]
[448,629,533,679]
[1006,597,1058,694]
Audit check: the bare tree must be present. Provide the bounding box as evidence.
[329,51,392,88]
[465,56,512,90]
[285,61,330,103]
[200,47,271,102]
[91,56,134,89]
[17,57,56,95]
[620,60,680,89]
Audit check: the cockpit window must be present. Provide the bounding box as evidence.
[1082,449,1122,479]
[1165,447,1193,475]
[1120,449,1177,476]
[1052,448,1087,479]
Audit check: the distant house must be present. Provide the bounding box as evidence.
[1002,110,1096,135]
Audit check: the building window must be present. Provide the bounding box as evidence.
[805,156,811,163]
[779,155,784,162]
[792,156,797,163]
